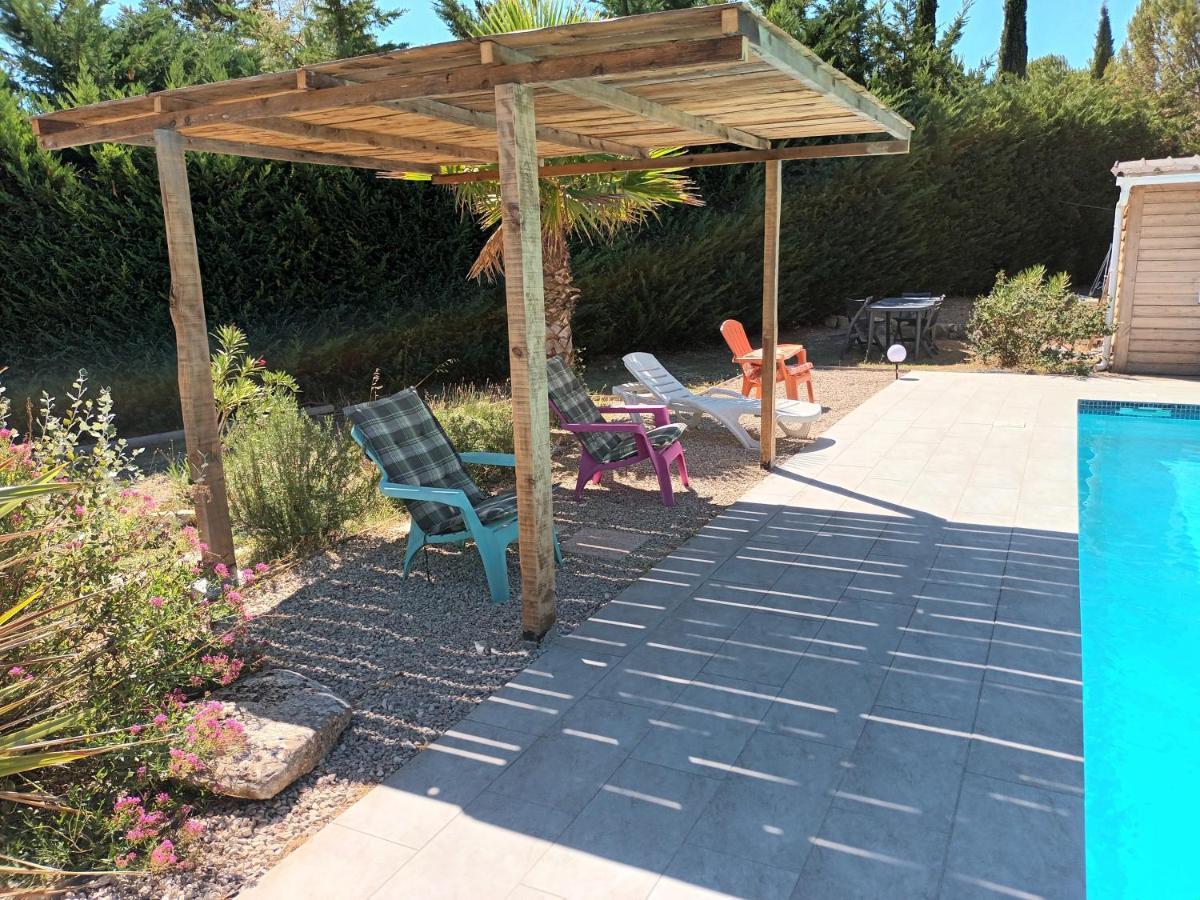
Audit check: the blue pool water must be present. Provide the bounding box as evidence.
[1077,401,1200,899]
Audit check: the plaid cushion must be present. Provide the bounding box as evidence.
[599,422,687,463]
[344,389,488,536]
[546,357,626,462]
[437,490,518,535]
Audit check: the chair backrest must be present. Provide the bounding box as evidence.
[720,319,754,359]
[545,357,626,462]
[622,352,695,404]
[344,388,484,535]
[844,297,873,337]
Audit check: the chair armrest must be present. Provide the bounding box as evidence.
[597,404,671,428]
[460,451,517,467]
[562,420,648,435]
[703,387,748,399]
[378,480,473,506]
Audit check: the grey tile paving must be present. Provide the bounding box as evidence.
[246,371,1197,900]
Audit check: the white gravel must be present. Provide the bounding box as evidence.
[75,367,895,900]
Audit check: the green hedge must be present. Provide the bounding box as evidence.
[0,62,1179,433]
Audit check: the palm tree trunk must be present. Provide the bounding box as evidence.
[543,241,581,365]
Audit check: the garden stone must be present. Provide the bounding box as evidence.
[191,669,351,800]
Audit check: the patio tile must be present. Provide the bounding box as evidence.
[966,682,1083,796]
[242,824,413,899]
[336,721,533,850]
[995,584,1080,631]
[875,657,982,727]
[566,597,674,654]
[555,696,656,751]
[984,621,1082,697]
[523,759,722,900]
[771,559,857,607]
[911,581,998,617]
[506,887,562,900]
[631,675,775,778]
[701,611,818,686]
[373,791,574,899]
[563,526,652,560]
[809,598,912,664]
[650,844,800,900]
[468,647,622,735]
[489,731,628,814]
[710,544,798,589]
[832,708,968,833]
[588,639,713,710]
[686,732,847,871]
[761,654,887,748]
[896,607,994,667]
[796,806,951,899]
[843,558,925,606]
[941,774,1084,900]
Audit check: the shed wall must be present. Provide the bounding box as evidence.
[1112,183,1200,375]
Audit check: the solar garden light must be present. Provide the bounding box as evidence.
[887,343,907,379]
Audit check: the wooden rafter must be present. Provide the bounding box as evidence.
[35,36,748,151]
[125,133,439,172]
[421,139,909,184]
[732,9,912,141]
[303,74,649,159]
[240,116,498,163]
[481,39,769,150]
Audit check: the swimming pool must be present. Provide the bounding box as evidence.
[1077,400,1200,899]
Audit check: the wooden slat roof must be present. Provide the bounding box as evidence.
[31,3,911,174]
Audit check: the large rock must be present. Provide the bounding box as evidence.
[193,669,351,800]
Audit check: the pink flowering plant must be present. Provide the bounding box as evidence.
[0,373,261,877]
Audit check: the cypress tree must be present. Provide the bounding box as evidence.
[998,0,1028,77]
[1090,3,1114,79]
[916,0,937,37]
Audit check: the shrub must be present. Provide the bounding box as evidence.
[224,404,381,558]
[968,266,1111,373]
[0,373,259,878]
[210,324,299,437]
[428,385,515,489]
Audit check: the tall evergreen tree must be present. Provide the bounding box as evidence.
[998,0,1028,77]
[915,0,937,38]
[1090,3,1114,78]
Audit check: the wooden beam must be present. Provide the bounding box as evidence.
[304,75,649,159]
[760,159,781,470]
[152,129,237,570]
[241,115,497,162]
[127,133,439,173]
[36,37,748,150]
[425,139,909,183]
[735,10,913,141]
[495,83,556,640]
[481,39,767,151]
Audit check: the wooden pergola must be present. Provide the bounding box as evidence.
[32,3,910,639]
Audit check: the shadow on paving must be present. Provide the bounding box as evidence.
[267,474,1085,900]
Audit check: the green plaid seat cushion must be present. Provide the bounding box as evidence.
[345,389,500,536]
[546,357,625,461]
[438,490,518,534]
[599,422,687,463]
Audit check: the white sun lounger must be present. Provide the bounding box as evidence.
[622,352,822,450]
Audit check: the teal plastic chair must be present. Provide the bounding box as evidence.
[345,389,561,604]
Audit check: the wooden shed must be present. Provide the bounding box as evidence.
[1106,156,1200,375]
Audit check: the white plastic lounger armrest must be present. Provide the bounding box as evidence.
[702,388,749,399]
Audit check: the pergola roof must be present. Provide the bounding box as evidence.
[31,3,910,174]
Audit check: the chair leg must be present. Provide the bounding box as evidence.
[805,376,815,403]
[476,534,511,604]
[402,524,427,578]
[675,450,690,488]
[576,456,597,500]
[553,528,564,564]
[717,411,758,449]
[741,376,753,398]
[650,452,676,507]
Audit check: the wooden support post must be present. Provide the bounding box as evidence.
[153,129,237,569]
[494,84,557,640]
[760,159,782,470]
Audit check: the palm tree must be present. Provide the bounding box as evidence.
[435,0,704,363]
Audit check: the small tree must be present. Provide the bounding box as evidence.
[1091,3,1114,79]
[998,0,1028,78]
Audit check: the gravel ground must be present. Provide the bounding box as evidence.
[78,366,895,900]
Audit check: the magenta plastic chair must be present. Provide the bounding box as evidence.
[546,357,689,507]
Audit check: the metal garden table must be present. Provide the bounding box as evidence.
[867,296,940,360]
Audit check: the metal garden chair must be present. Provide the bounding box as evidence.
[345,388,561,604]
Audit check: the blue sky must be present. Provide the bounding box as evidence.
[380,1,1140,72]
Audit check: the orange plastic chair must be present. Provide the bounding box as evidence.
[720,319,815,403]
